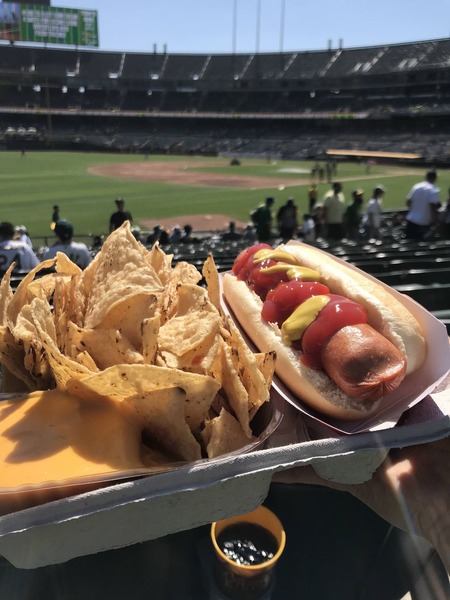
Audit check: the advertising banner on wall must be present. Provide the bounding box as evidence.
[0,3,98,47]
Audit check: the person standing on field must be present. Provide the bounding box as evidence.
[109,198,133,233]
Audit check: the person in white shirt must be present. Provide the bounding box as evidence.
[405,170,441,240]
[322,182,345,241]
[43,220,92,269]
[363,185,384,240]
[300,213,316,243]
[14,225,33,248]
[0,222,39,272]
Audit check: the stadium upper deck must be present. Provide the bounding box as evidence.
[0,37,449,85]
[1,37,450,162]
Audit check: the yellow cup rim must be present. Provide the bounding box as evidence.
[210,505,286,572]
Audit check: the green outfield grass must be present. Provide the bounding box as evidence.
[1,151,448,242]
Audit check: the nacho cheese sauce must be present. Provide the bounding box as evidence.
[0,390,144,490]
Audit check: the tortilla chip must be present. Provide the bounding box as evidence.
[123,386,202,462]
[254,351,277,388]
[141,316,160,364]
[74,351,99,372]
[202,254,221,313]
[0,326,37,391]
[13,304,52,382]
[158,311,221,371]
[66,322,143,369]
[82,225,164,329]
[66,364,220,431]
[217,338,251,437]
[95,293,159,351]
[158,262,202,322]
[147,243,173,285]
[0,264,14,326]
[202,409,254,459]
[226,317,271,414]
[6,259,55,326]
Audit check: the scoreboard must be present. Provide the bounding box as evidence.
[0,2,98,47]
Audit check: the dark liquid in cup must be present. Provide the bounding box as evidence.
[217,522,278,566]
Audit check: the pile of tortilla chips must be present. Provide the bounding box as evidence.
[0,223,275,465]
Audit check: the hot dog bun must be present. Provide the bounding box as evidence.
[222,242,427,420]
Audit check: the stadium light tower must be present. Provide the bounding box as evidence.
[232,0,237,55]
[256,0,261,54]
[280,0,286,53]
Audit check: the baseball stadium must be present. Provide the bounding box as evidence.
[0,1,449,598]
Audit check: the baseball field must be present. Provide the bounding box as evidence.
[1,151,448,243]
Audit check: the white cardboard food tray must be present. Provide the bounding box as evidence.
[0,244,449,569]
[0,376,448,569]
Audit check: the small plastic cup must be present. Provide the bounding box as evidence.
[210,505,286,600]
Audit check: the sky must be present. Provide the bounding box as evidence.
[51,0,450,54]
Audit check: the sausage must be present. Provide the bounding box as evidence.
[321,323,407,401]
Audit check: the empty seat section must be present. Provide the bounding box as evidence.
[203,54,249,80]
[79,51,122,78]
[32,48,79,77]
[161,54,208,80]
[121,53,164,80]
[283,51,336,79]
[242,53,292,80]
[326,47,382,77]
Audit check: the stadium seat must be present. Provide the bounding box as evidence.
[392,283,450,312]
[368,268,450,287]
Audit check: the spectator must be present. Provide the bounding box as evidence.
[146,225,169,246]
[276,198,298,242]
[91,235,104,252]
[0,221,39,271]
[405,170,441,240]
[344,189,364,240]
[300,213,316,243]
[251,196,275,242]
[312,202,326,240]
[131,226,142,242]
[43,219,92,269]
[221,221,242,241]
[363,185,385,240]
[322,182,346,241]
[109,197,133,233]
[242,223,257,243]
[169,225,183,243]
[180,224,200,244]
[14,225,33,248]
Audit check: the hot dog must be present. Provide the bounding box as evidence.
[222,242,427,420]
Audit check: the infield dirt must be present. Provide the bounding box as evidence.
[88,160,308,190]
